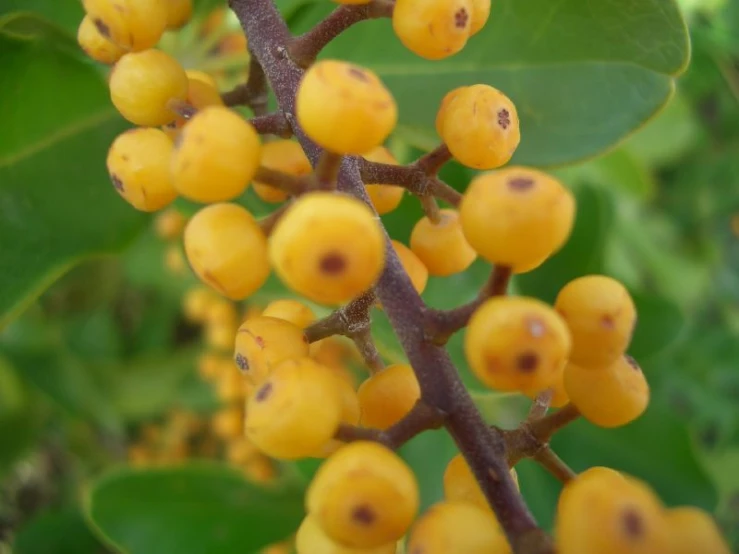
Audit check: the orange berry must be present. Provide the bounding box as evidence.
[362,147,405,215]
[436,86,468,137]
[393,0,473,60]
[443,453,518,511]
[165,0,193,29]
[83,0,167,51]
[77,15,126,64]
[469,0,492,35]
[253,140,312,203]
[154,208,188,240]
[296,516,397,554]
[391,240,428,295]
[665,507,731,554]
[358,364,420,430]
[211,405,244,440]
[410,209,477,277]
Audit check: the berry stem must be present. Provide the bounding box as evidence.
[414,143,452,175]
[419,194,442,224]
[258,202,292,235]
[358,159,462,207]
[350,327,386,373]
[253,166,308,195]
[248,112,293,137]
[503,403,582,466]
[527,389,554,421]
[313,151,343,190]
[532,447,577,484]
[529,403,581,443]
[304,291,376,343]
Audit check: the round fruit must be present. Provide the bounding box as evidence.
[109,49,188,126]
[391,241,428,295]
[211,405,244,440]
[296,516,397,554]
[183,203,270,300]
[307,441,419,548]
[165,0,193,29]
[311,375,362,458]
[163,71,225,138]
[245,357,343,459]
[262,299,316,329]
[465,296,571,393]
[469,0,492,35]
[441,84,520,169]
[269,192,386,305]
[77,15,126,64]
[665,507,731,554]
[436,86,468,137]
[460,166,576,273]
[296,60,397,154]
[443,453,518,511]
[154,208,188,240]
[393,0,473,60]
[358,364,420,430]
[362,147,405,215]
[172,106,261,203]
[253,140,312,203]
[82,0,167,51]
[563,356,649,428]
[410,209,477,277]
[182,286,218,322]
[106,128,177,212]
[555,275,637,368]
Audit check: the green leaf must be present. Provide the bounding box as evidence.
[0,355,41,476]
[304,0,690,166]
[0,1,83,36]
[399,430,458,512]
[14,508,102,554]
[628,293,685,360]
[85,464,305,554]
[0,35,147,326]
[0,12,80,56]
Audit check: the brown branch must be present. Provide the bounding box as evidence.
[358,159,462,207]
[415,144,452,175]
[248,112,292,137]
[504,404,581,467]
[258,202,291,235]
[529,403,581,443]
[532,447,576,484]
[313,151,343,190]
[419,194,441,224]
[253,166,309,195]
[221,55,270,116]
[351,327,385,373]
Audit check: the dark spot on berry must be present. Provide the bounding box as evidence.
[498,109,511,129]
[93,18,111,38]
[348,67,369,82]
[235,353,249,372]
[121,154,130,161]
[625,355,640,371]
[110,174,124,192]
[601,315,615,329]
[622,508,644,538]
[454,8,469,29]
[351,504,376,526]
[508,177,535,191]
[516,351,539,373]
[255,382,273,402]
[255,336,265,348]
[319,252,347,275]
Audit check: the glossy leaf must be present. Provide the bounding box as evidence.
[14,509,102,554]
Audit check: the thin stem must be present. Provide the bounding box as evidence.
[415,144,452,175]
[503,404,581,467]
[419,195,441,224]
[221,83,249,106]
[358,160,461,207]
[258,202,291,235]
[529,403,581,443]
[304,291,376,343]
[253,166,308,195]
[248,112,292,136]
[244,55,270,116]
[526,389,553,421]
[532,447,576,484]
[313,151,343,190]
[429,177,462,207]
[350,327,385,373]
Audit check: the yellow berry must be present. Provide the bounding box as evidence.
[197,353,224,381]
[296,516,397,554]
[165,0,193,29]
[391,240,428,296]
[253,140,312,204]
[164,244,187,274]
[154,208,188,240]
[522,364,569,408]
[441,84,520,169]
[182,286,218,322]
[109,49,188,126]
[83,0,167,51]
[312,374,362,458]
[234,316,310,385]
[269,192,385,305]
[163,72,225,138]
[410,209,476,277]
[464,296,571,393]
[443,453,518,511]
[435,86,467,137]
[460,167,576,273]
[184,203,270,300]
[106,128,177,211]
[172,106,261,203]
[216,365,247,403]
[393,0,472,60]
[262,299,317,329]
[307,441,419,548]
[211,406,244,440]
[245,357,343,459]
[226,437,258,465]
[204,298,239,327]
[564,356,649,428]
[362,147,405,215]
[407,501,510,554]
[469,0,491,35]
[206,321,238,352]
[665,507,731,554]
[358,364,420,430]
[555,275,637,368]
[556,467,670,554]
[296,60,397,155]
[77,15,126,64]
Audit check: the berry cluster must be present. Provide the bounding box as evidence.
[76,1,729,553]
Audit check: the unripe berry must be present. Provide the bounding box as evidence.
[307,441,419,548]
[460,166,576,273]
[182,286,218,322]
[83,0,167,51]
[564,356,649,428]
[441,84,520,169]
[391,241,428,296]
[407,501,510,554]
[106,128,177,212]
[296,516,397,554]
[296,60,397,155]
[555,275,637,368]
[253,140,312,204]
[234,316,310,385]
[410,209,476,277]
[262,299,316,329]
[154,208,188,240]
[435,86,467,137]
[665,507,731,554]
[183,203,270,300]
[77,16,126,64]
[269,192,385,305]
[165,0,193,29]
[362,147,405,215]
[172,106,261,203]
[556,466,670,554]
[357,364,420,430]
[443,453,518,511]
[464,296,571,393]
[393,0,472,60]
[469,0,492,35]
[245,357,343,459]
[109,49,188,126]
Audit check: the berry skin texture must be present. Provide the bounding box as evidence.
[443,453,518,511]
[296,60,397,155]
[665,507,731,554]
[77,16,126,64]
[109,49,188,126]
[564,355,649,428]
[358,364,420,430]
[106,128,177,212]
[410,209,477,277]
[165,0,193,29]
[269,192,386,305]
[183,203,270,300]
[441,84,520,169]
[253,140,312,204]
[460,166,576,273]
[435,86,467,137]
[556,467,670,554]
[469,0,492,35]
[244,357,343,459]
[464,296,571,393]
[307,441,419,548]
[82,0,167,51]
[393,0,473,61]
[234,316,310,385]
[172,106,261,203]
[407,501,511,554]
[391,241,428,296]
[296,516,397,554]
[362,147,405,215]
[555,275,637,368]
[262,299,316,329]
